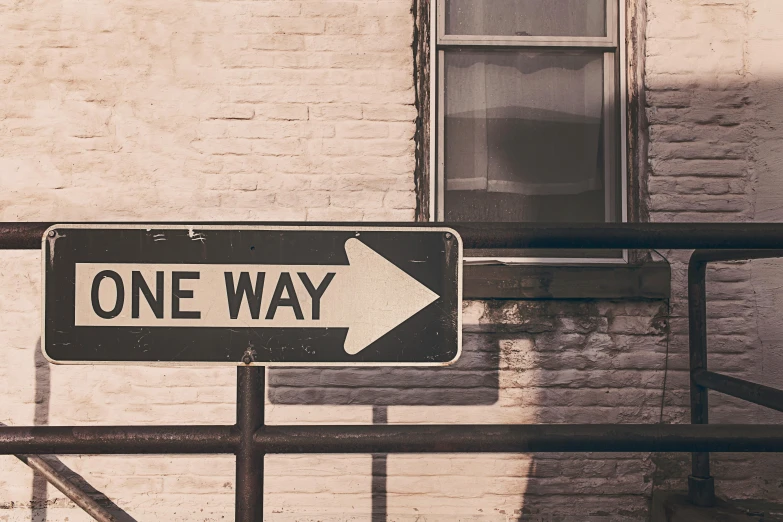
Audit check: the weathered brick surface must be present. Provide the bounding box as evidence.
[0,0,416,223]
[0,0,415,519]
[1,0,782,520]
[265,301,666,521]
[646,0,783,504]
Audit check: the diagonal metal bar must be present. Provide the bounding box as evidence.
[16,454,120,522]
[693,370,783,414]
[3,418,123,522]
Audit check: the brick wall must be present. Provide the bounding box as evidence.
[1,0,782,520]
[0,0,417,520]
[268,300,667,520]
[0,0,417,223]
[646,0,783,502]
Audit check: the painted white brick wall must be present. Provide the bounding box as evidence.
[2,0,783,520]
[0,0,416,520]
[0,0,417,223]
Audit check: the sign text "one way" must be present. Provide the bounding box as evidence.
[75,239,439,354]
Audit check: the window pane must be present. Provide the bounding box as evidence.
[443,50,610,223]
[445,0,606,37]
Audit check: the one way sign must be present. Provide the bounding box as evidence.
[43,225,462,366]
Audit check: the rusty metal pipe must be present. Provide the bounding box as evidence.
[247,424,783,453]
[10,222,783,250]
[0,426,237,454]
[686,249,783,507]
[3,425,783,455]
[688,252,712,506]
[236,366,265,522]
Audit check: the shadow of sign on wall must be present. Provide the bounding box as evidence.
[268,337,500,520]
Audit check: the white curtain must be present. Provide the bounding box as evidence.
[444,0,605,197]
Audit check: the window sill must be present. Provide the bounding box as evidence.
[463,260,670,300]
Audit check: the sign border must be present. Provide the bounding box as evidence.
[41,224,463,367]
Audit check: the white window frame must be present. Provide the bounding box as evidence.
[430,0,628,265]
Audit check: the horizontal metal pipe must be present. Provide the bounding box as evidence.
[455,224,783,251]
[0,222,50,250]
[693,370,783,414]
[9,222,783,250]
[3,424,783,454]
[690,249,783,266]
[253,424,783,453]
[0,426,237,454]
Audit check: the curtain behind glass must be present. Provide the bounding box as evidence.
[444,51,604,197]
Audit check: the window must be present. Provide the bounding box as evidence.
[433,0,626,262]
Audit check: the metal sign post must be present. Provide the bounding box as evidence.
[236,365,265,522]
[40,223,462,521]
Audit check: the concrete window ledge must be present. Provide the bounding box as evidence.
[463,261,671,300]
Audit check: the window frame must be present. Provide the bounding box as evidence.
[430,0,629,265]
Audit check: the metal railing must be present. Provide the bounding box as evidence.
[687,249,783,506]
[3,222,783,519]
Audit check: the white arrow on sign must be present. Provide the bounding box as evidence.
[74,238,440,354]
[336,238,440,354]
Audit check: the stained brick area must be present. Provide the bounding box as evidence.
[265,300,668,520]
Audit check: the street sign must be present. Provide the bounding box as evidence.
[43,225,462,366]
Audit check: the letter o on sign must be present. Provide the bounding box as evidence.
[91,270,125,319]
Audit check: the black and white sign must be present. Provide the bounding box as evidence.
[43,225,462,365]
